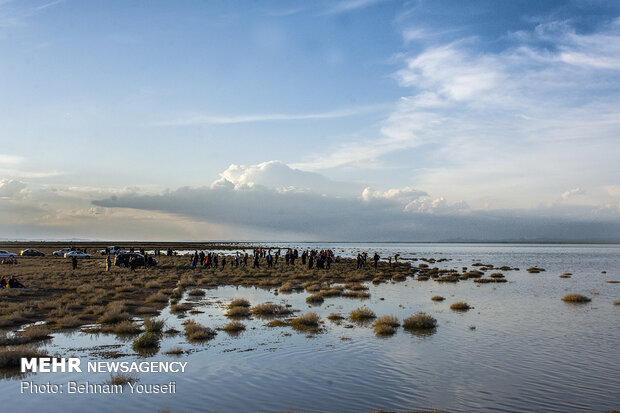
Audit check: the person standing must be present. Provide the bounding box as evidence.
[72,256,78,270]
[106,254,111,271]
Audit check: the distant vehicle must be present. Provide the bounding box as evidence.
[20,249,45,257]
[100,246,126,255]
[0,250,18,258]
[53,248,73,257]
[114,253,157,268]
[64,251,92,259]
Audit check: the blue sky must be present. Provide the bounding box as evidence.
[1,0,620,241]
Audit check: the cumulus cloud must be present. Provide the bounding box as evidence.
[215,161,363,197]
[561,188,586,200]
[0,179,27,199]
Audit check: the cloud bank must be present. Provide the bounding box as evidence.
[90,162,620,242]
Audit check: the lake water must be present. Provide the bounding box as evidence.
[4,243,620,412]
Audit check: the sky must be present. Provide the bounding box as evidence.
[1,0,620,241]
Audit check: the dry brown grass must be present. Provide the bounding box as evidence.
[0,345,48,369]
[225,306,251,318]
[403,313,437,330]
[20,325,52,341]
[306,293,325,303]
[164,347,185,355]
[250,303,293,317]
[107,373,138,386]
[229,298,251,308]
[327,313,344,321]
[562,294,591,303]
[188,288,206,297]
[184,320,217,341]
[373,315,400,336]
[221,321,246,332]
[349,307,376,320]
[143,317,165,333]
[132,332,160,350]
[450,302,471,311]
[111,320,142,335]
[289,312,320,330]
[431,296,445,301]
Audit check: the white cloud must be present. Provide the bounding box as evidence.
[561,188,586,200]
[0,179,27,199]
[362,186,427,203]
[159,104,388,126]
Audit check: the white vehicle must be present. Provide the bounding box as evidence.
[100,246,126,255]
[53,248,73,257]
[64,251,92,259]
[0,250,17,258]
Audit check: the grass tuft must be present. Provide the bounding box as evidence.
[450,302,471,311]
[562,294,591,303]
[221,321,246,332]
[403,313,437,330]
[184,320,217,341]
[349,307,376,320]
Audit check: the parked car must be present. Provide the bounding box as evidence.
[0,250,17,258]
[114,253,157,268]
[20,249,45,256]
[100,246,126,255]
[64,251,92,259]
[53,248,73,257]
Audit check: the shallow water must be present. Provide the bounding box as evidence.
[3,243,620,412]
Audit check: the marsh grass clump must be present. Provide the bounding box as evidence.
[341,290,370,299]
[559,274,571,278]
[56,315,82,329]
[112,320,142,335]
[184,320,217,341]
[372,315,400,336]
[489,273,505,278]
[132,332,160,350]
[221,321,245,332]
[250,303,293,317]
[614,301,620,306]
[327,313,344,321]
[562,294,591,303]
[450,302,471,311]
[0,346,48,369]
[108,373,138,386]
[344,282,368,291]
[187,289,205,297]
[527,267,545,273]
[289,312,320,330]
[403,313,437,330]
[170,303,193,314]
[21,325,52,341]
[229,298,251,308]
[349,307,376,321]
[98,306,132,324]
[164,347,185,355]
[306,293,324,304]
[431,296,445,302]
[143,317,165,333]
[265,320,289,327]
[225,306,250,318]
